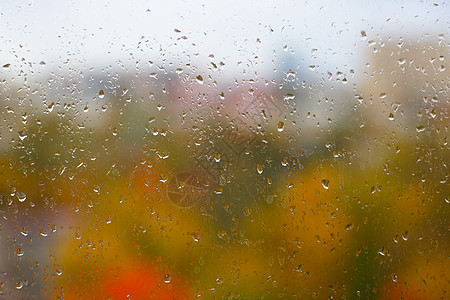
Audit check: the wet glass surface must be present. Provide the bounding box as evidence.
[0,1,448,299]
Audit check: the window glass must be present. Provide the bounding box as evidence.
[0,1,448,299]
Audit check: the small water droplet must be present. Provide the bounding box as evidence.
[388,113,394,121]
[20,227,28,236]
[99,90,105,98]
[360,30,367,39]
[416,125,426,132]
[16,248,24,257]
[17,192,26,202]
[18,131,27,141]
[257,164,263,174]
[56,267,63,276]
[164,274,171,283]
[321,179,329,189]
[196,75,203,84]
[277,122,284,132]
[284,93,295,100]
[402,230,408,241]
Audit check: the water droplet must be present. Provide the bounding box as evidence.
[388,113,394,121]
[18,131,27,141]
[277,122,284,132]
[17,192,26,202]
[321,179,329,189]
[164,274,171,283]
[93,185,100,194]
[196,75,204,84]
[20,227,28,236]
[257,164,263,174]
[3,63,11,68]
[430,109,436,119]
[284,93,295,100]
[99,90,105,98]
[379,93,387,99]
[360,30,367,39]
[416,125,426,132]
[56,267,63,276]
[16,248,24,257]
[402,230,408,241]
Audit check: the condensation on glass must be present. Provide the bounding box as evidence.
[0,1,448,299]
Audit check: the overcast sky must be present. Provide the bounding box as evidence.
[0,0,448,79]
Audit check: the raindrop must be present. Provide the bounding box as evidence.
[20,227,28,236]
[99,90,105,98]
[196,75,204,84]
[416,125,426,132]
[17,192,26,202]
[164,274,171,283]
[257,164,264,174]
[360,30,367,39]
[402,230,408,241]
[321,179,330,189]
[284,93,295,100]
[18,131,27,141]
[16,248,24,257]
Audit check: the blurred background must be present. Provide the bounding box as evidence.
[0,0,448,299]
